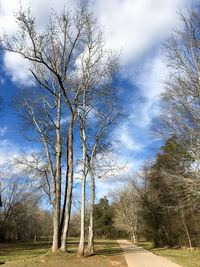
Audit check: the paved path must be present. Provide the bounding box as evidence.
[117,240,182,267]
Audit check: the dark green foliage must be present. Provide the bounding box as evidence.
[139,136,198,247]
[93,197,117,238]
[153,135,193,173]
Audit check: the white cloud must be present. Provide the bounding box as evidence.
[0,126,7,136]
[134,54,168,99]
[116,122,144,151]
[0,0,78,34]
[92,0,185,64]
[3,52,33,85]
[129,96,160,129]
[0,0,78,84]
[0,0,190,83]
[0,139,38,175]
[0,1,20,35]
[95,178,125,199]
[120,53,167,128]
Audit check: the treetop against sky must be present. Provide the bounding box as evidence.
[0,0,198,198]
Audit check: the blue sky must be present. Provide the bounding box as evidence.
[0,0,199,199]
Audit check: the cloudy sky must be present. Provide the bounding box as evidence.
[0,0,198,199]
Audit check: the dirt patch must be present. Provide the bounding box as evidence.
[108,255,127,267]
[110,260,121,266]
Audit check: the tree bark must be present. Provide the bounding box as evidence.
[52,91,62,252]
[60,116,74,251]
[78,86,87,257]
[131,230,137,244]
[86,157,95,255]
[59,161,68,245]
[77,124,87,257]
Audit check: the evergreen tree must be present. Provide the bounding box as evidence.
[142,136,194,246]
[93,197,115,238]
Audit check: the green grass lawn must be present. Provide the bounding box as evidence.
[0,238,127,267]
[137,241,200,267]
[0,240,50,262]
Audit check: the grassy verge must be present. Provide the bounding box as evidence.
[137,241,200,267]
[0,238,127,267]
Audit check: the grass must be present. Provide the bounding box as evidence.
[137,241,200,267]
[0,238,127,267]
[0,240,50,262]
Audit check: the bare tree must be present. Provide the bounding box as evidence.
[111,185,139,243]
[13,151,54,205]
[0,166,42,241]
[83,101,120,255]
[72,14,120,256]
[153,10,200,243]
[12,83,63,251]
[156,9,200,162]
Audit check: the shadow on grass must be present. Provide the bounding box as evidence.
[94,241,124,257]
[0,238,124,263]
[149,248,169,252]
[0,241,51,251]
[0,241,51,262]
[94,241,116,246]
[95,247,123,256]
[137,242,186,253]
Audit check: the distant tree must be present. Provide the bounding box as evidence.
[0,172,50,242]
[156,9,200,164]
[0,176,27,241]
[112,186,139,243]
[68,212,81,237]
[93,197,115,238]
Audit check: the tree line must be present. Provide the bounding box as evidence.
[0,175,52,241]
[111,9,200,249]
[112,135,200,248]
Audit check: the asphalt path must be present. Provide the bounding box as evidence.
[117,240,182,267]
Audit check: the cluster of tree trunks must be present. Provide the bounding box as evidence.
[0,5,120,255]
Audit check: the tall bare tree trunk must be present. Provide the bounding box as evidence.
[60,116,74,251]
[52,91,62,252]
[86,156,95,255]
[59,161,68,244]
[78,124,87,257]
[43,137,59,252]
[78,87,87,257]
[52,202,60,251]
